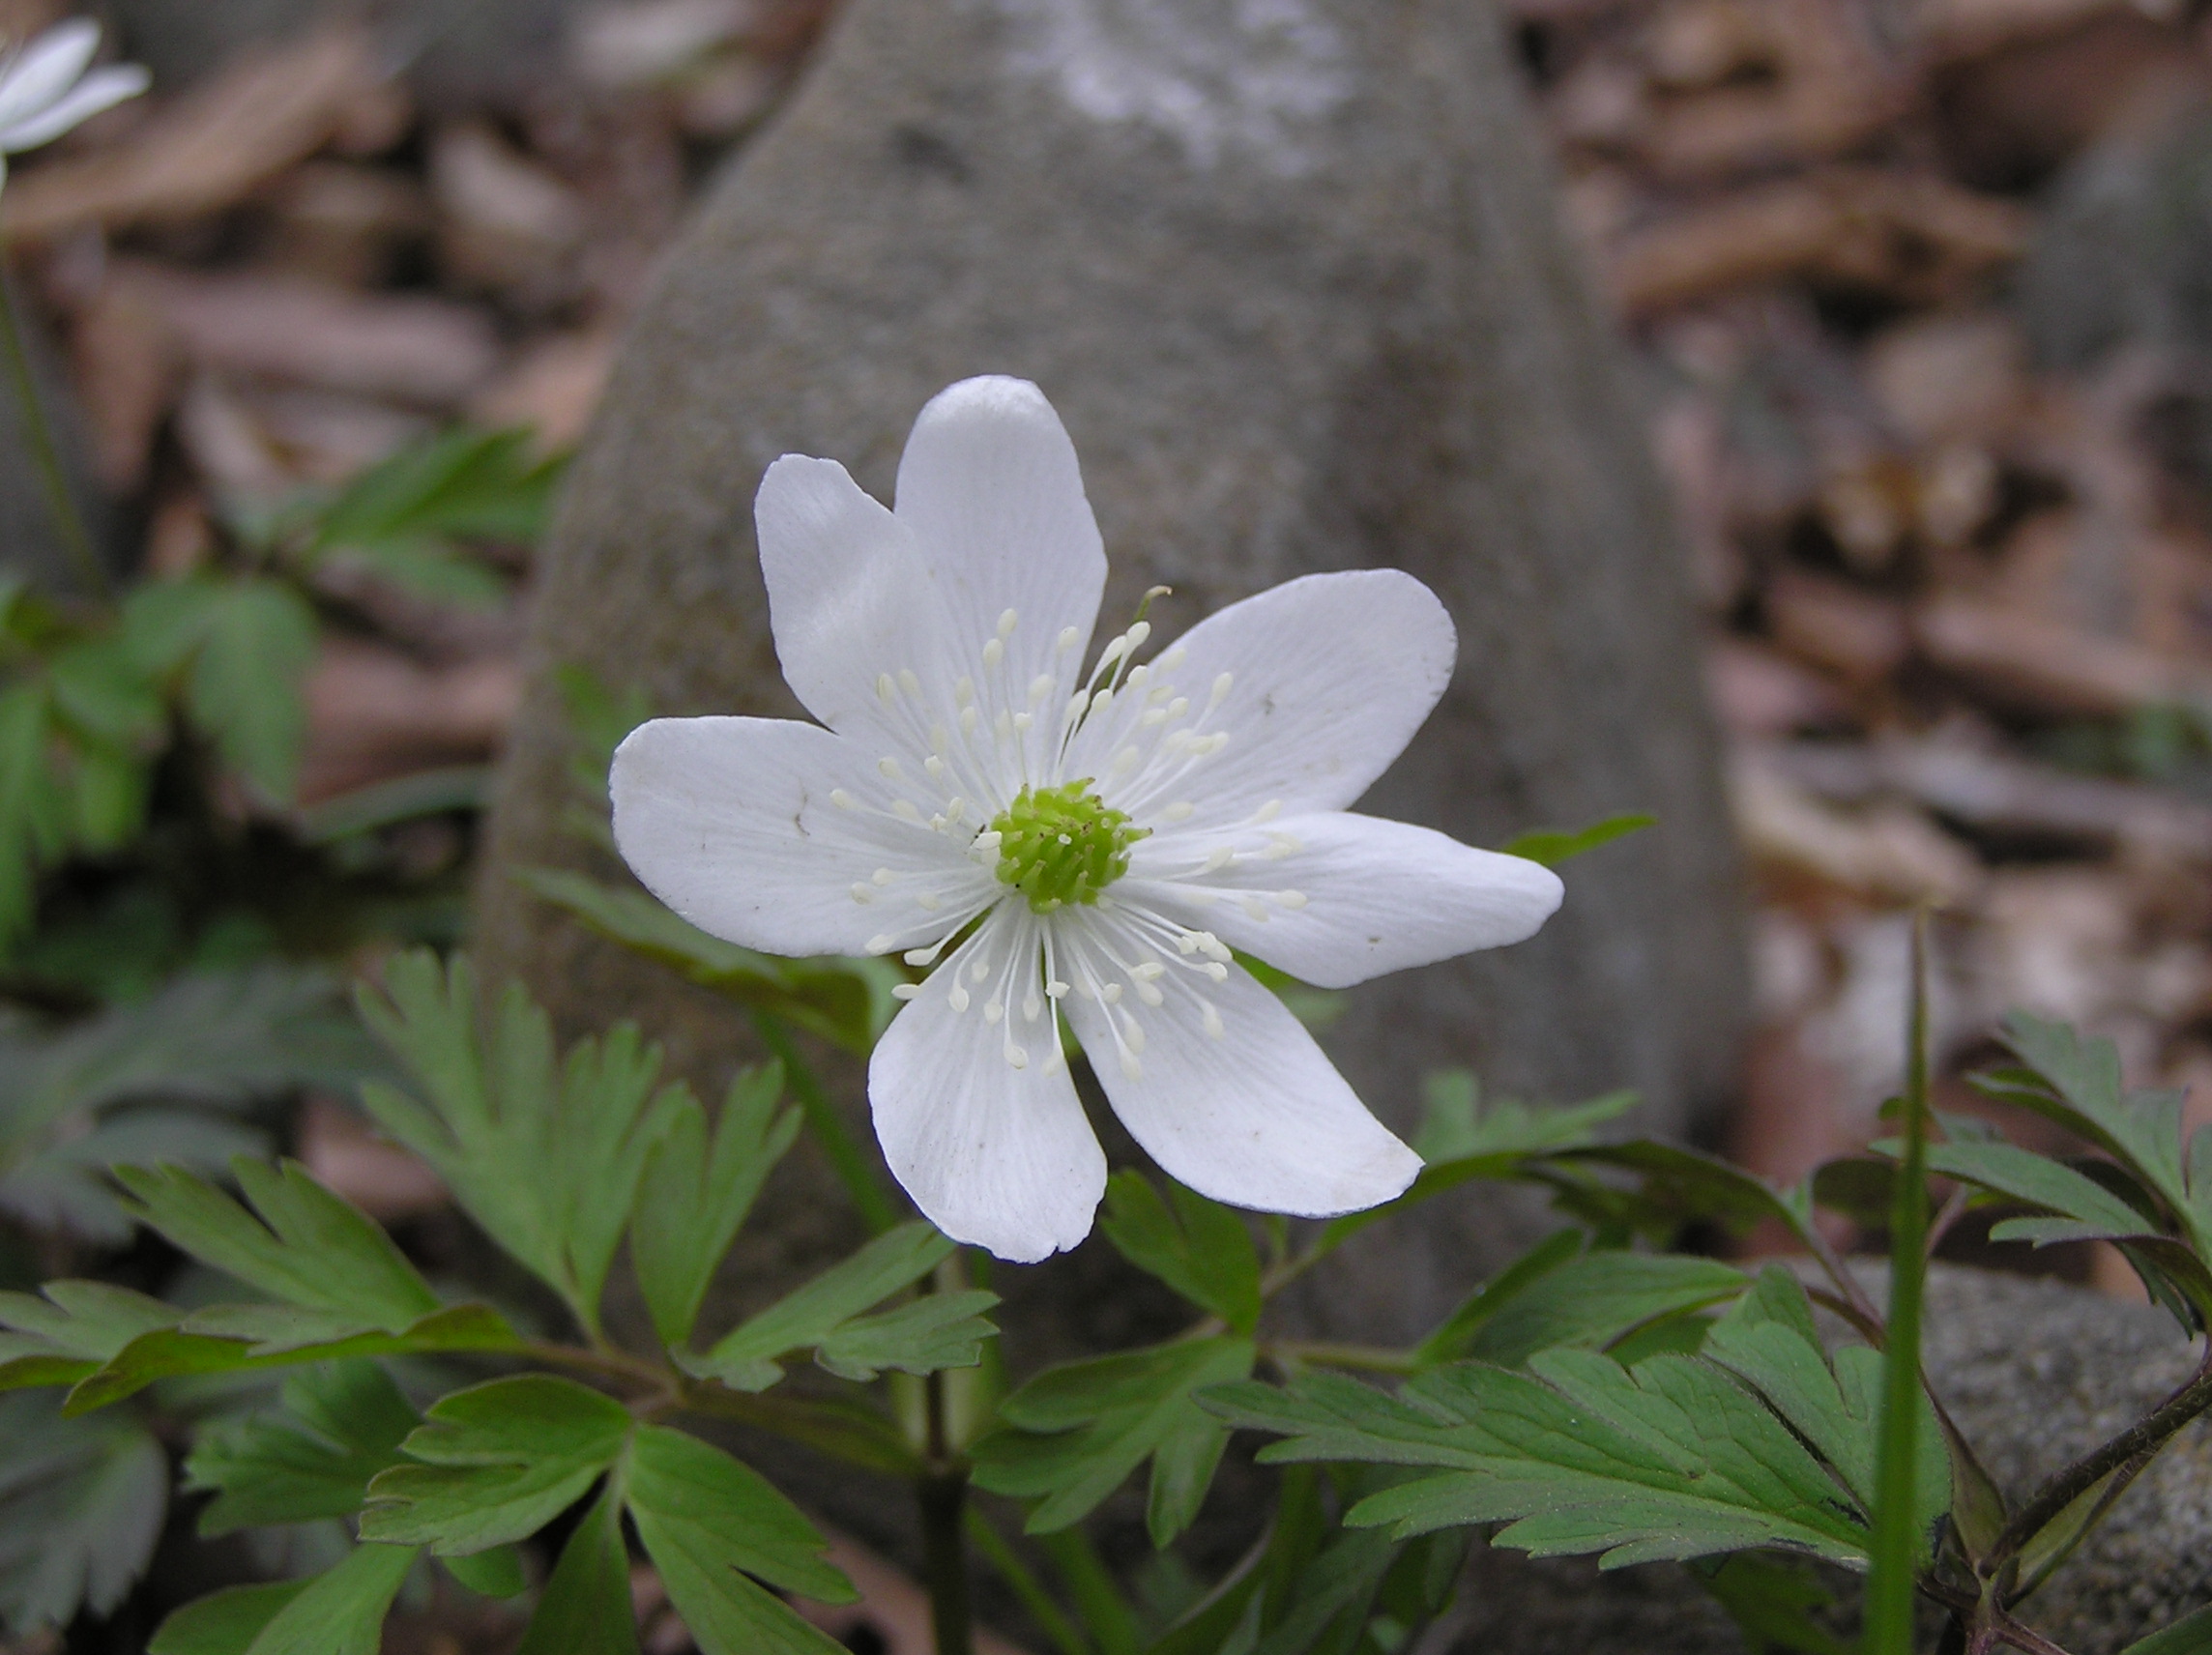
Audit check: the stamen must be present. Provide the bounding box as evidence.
[1201,1000,1225,1038]
[1123,1018,1146,1055]
[998,609,1019,638]
[1024,991,1042,1021]
[850,885,873,903]
[949,982,971,1012]
[892,983,920,1001]
[1004,1041,1028,1068]
[898,668,922,697]
[1159,646,1187,670]
[1058,626,1080,652]
[830,789,857,810]
[1131,961,1166,980]
[960,706,980,735]
[1276,890,1308,909]
[1029,673,1056,703]
[984,1001,1004,1025]
[983,637,1004,669]
[879,757,904,779]
[1046,979,1070,998]
[873,868,895,886]
[876,673,896,704]
[904,937,950,966]
[955,676,975,706]
[1163,801,1194,822]
[1208,672,1234,708]
[924,755,946,778]
[917,892,942,912]
[1203,847,1236,872]
[892,799,923,823]
[1239,896,1269,921]
[1102,983,1122,1003]
[1251,799,1283,824]
[1113,746,1140,774]
[1166,696,1189,718]
[865,933,895,953]
[971,958,990,982]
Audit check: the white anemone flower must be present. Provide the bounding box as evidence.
[612,376,1565,1263]
[0,19,149,188]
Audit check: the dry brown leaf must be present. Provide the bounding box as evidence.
[67,279,179,491]
[1767,568,1910,685]
[1610,170,2031,315]
[1915,595,2212,716]
[1705,636,1850,737]
[1732,755,1982,904]
[469,327,619,450]
[295,1096,450,1222]
[1,28,382,243]
[112,262,498,407]
[299,641,521,806]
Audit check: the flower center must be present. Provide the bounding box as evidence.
[988,781,1147,914]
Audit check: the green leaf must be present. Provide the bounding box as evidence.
[362,1375,632,1554]
[1500,812,1655,867]
[516,1488,639,1655]
[689,1221,953,1389]
[1208,1347,1875,1568]
[972,1336,1256,1546]
[315,426,563,552]
[1907,1140,2165,1244]
[816,1290,1000,1382]
[1315,1087,1640,1261]
[443,1544,527,1598]
[0,1392,167,1633]
[237,1542,417,1655]
[116,1158,440,1333]
[67,1302,522,1412]
[1425,1243,1747,1369]
[631,1062,798,1350]
[0,966,368,1241]
[185,1360,420,1534]
[0,1279,181,1391]
[1696,1554,1849,1655]
[354,950,685,1336]
[1099,1172,1261,1334]
[183,578,317,802]
[625,1425,853,1601]
[150,1581,311,1655]
[2120,1603,2212,1655]
[1549,1140,1819,1245]
[515,867,899,1056]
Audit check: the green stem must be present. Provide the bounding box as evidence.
[1268,1339,1417,1375]
[967,1507,1092,1655]
[1867,908,1935,1653]
[0,253,105,600]
[752,1010,900,1234]
[919,1366,975,1655]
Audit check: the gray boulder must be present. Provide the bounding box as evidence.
[1450,1266,2212,1655]
[474,0,1749,1350]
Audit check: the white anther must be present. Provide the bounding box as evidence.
[1159,646,1186,670]
[866,934,895,953]
[929,723,949,753]
[985,1000,1004,1024]
[879,757,905,780]
[1208,672,1234,707]
[1163,801,1194,822]
[1098,636,1129,668]
[1204,846,1236,873]
[877,673,896,704]
[960,706,979,735]
[1205,962,1228,982]
[1126,667,1150,694]
[1058,625,1080,652]
[1141,710,1166,727]
[1046,980,1070,999]
[1102,983,1123,1004]
[1014,712,1033,732]
[1201,733,1230,756]
[1113,746,1140,774]
[905,942,946,966]
[1252,799,1283,824]
[968,957,989,982]
[892,799,923,823]
[1121,1052,1143,1080]
[917,892,942,912]
[1240,896,1270,921]
[1262,837,1295,861]
[1024,991,1042,1021]
[955,676,975,706]
[929,814,946,831]
[983,637,1004,669]
[924,755,946,778]
[1064,690,1091,724]
[1202,1001,1225,1038]
[1004,1043,1029,1069]
[850,885,873,904]
[1175,935,1198,955]
[973,830,1003,853]
[892,983,920,1001]
[1091,687,1114,713]
[1167,697,1189,719]
[994,711,1013,740]
[830,789,857,810]
[945,798,967,824]
[1029,673,1055,704]
[1134,980,1164,1006]
[1197,933,1232,962]
[1276,890,1308,910]
[1123,1018,1147,1055]
[1131,963,1166,982]
[949,983,971,1013]
[898,668,922,697]
[1126,622,1151,651]
[998,609,1019,639]
[1073,979,1095,1000]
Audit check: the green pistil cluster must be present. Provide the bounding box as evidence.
[989,781,1147,914]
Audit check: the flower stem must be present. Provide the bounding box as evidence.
[0,252,106,601]
[967,1506,1092,1655]
[1866,907,1935,1654]
[919,1367,975,1655]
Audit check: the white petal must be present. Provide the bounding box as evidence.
[1081,569,1454,828]
[1059,927,1419,1216]
[0,61,146,153]
[755,453,959,746]
[1127,811,1562,989]
[894,377,1105,774]
[0,21,99,133]
[870,913,1105,1262]
[611,715,987,958]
